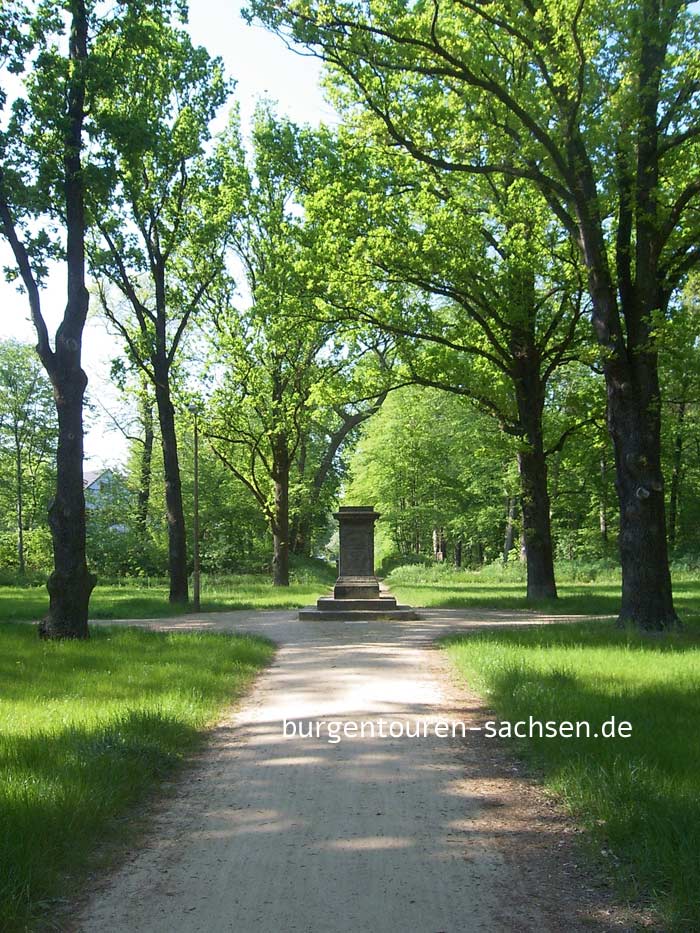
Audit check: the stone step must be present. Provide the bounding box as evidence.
[333,584,381,599]
[298,606,419,622]
[316,596,398,611]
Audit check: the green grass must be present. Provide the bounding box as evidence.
[442,622,700,931]
[0,564,336,623]
[0,623,274,930]
[387,561,700,619]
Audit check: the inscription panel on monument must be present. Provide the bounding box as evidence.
[340,527,373,577]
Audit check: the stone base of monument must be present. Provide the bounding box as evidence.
[333,576,381,599]
[300,504,418,620]
[298,593,418,622]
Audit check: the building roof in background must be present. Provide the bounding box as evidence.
[83,469,109,489]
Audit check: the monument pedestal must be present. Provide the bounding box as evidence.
[299,505,418,621]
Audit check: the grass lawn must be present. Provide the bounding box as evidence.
[0,567,336,624]
[443,621,700,931]
[0,623,274,931]
[387,562,700,619]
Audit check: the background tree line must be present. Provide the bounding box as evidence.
[4,280,700,590]
[1,0,699,635]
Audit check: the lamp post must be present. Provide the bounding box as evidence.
[188,403,201,611]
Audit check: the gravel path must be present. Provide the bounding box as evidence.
[73,608,632,933]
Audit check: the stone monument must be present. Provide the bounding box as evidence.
[299,505,417,621]
[333,506,381,598]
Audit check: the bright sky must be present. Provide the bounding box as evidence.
[0,2,331,467]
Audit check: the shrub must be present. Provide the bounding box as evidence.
[377,552,431,576]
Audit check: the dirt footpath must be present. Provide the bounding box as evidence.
[73,609,646,932]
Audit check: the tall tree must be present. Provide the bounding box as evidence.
[206,109,390,584]
[90,14,232,603]
[249,0,700,628]
[0,0,96,637]
[304,138,591,598]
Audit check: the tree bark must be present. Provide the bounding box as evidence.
[454,539,462,568]
[517,445,557,600]
[513,355,557,600]
[606,356,676,628]
[154,373,188,604]
[41,365,96,638]
[571,169,678,628]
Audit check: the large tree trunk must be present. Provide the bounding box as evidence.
[606,356,676,629]
[272,509,290,586]
[574,205,677,629]
[40,365,96,638]
[154,374,188,604]
[571,4,677,629]
[37,0,95,638]
[513,365,557,601]
[517,446,557,600]
[0,0,96,637]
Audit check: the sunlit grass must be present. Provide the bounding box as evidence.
[0,566,336,623]
[443,622,700,930]
[388,562,700,618]
[0,624,274,930]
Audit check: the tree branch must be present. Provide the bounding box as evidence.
[0,177,54,373]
